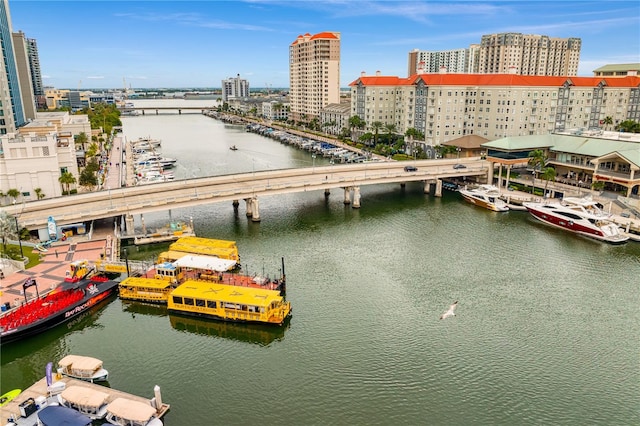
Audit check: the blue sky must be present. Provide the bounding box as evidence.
[8,0,640,89]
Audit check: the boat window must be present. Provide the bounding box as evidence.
[196,299,205,307]
[557,211,583,220]
[172,296,183,304]
[184,297,194,305]
[207,301,216,308]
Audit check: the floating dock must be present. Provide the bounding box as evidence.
[0,376,170,425]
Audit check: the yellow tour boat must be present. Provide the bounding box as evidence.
[167,281,291,326]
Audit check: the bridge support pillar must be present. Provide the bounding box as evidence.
[343,187,351,205]
[324,188,330,197]
[232,199,239,209]
[434,179,443,197]
[251,197,261,222]
[488,162,495,185]
[352,187,361,209]
[125,214,135,236]
[244,198,253,217]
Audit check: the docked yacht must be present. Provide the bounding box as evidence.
[458,184,509,212]
[523,197,629,244]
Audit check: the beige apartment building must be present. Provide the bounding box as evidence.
[350,72,640,147]
[0,112,88,202]
[289,32,340,124]
[475,33,581,76]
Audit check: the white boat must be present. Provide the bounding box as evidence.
[523,197,629,244]
[135,155,177,168]
[132,136,162,148]
[458,184,509,212]
[57,385,109,420]
[57,355,109,383]
[104,397,163,426]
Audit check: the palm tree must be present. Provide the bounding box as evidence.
[602,116,613,131]
[34,188,45,200]
[384,123,397,144]
[528,149,547,194]
[348,115,365,141]
[6,188,20,205]
[371,121,384,146]
[540,167,556,197]
[59,172,77,195]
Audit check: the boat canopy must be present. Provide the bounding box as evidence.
[38,405,92,426]
[106,398,156,422]
[120,277,173,289]
[61,386,109,407]
[171,281,284,307]
[173,254,237,272]
[58,355,103,372]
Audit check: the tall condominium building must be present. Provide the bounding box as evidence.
[0,0,26,133]
[408,48,469,75]
[25,34,45,109]
[12,30,36,120]
[289,31,340,123]
[221,74,250,102]
[475,33,581,76]
[350,73,640,146]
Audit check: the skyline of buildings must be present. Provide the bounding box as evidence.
[408,33,582,77]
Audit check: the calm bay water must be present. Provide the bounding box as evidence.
[2,99,639,425]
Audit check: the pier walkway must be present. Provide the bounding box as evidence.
[0,376,169,425]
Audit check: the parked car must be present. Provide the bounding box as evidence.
[453,164,467,169]
[404,165,418,172]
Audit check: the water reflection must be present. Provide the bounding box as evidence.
[168,313,289,347]
[121,301,168,318]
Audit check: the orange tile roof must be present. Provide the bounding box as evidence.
[349,73,640,88]
[310,32,339,40]
[292,32,338,45]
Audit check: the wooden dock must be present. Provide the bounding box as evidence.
[0,376,170,425]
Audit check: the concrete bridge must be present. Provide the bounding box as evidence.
[3,158,489,231]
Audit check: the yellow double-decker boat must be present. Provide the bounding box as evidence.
[168,281,291,326]
[118,277,174,304]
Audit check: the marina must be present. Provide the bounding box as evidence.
[2,100,639,425]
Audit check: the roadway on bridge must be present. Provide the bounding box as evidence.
[5,158,489,230]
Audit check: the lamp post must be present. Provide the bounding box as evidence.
[14,216,23,258]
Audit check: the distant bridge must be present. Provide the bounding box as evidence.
[121,106,215,115]
[4,159,489,231]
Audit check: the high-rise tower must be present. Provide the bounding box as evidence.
[289,32,340,123]
[0,0,26,133]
